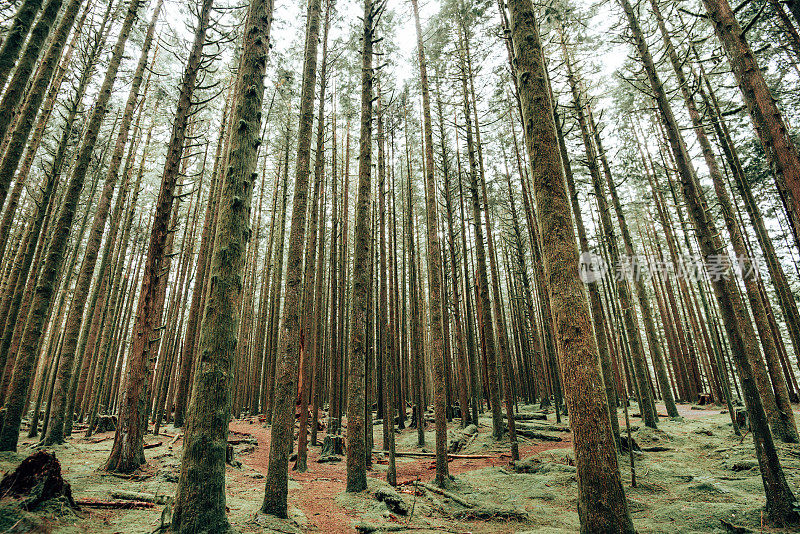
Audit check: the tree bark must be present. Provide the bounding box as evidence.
[506,0,635,530]
[702,0,800,253]
[411,0,450,486]
[45,0,162,446]
[0,0,142,452]
[105,0,209,473]
[171,0,271,527]
[343,0,376,494]
[0,0,43,93]
[261,0,322,510]
[0,0,84,258]
[620,0,799,524]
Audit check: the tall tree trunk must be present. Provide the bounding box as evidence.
[105,0,210,473]
[458,35,503,440]
[0,0,43,93]
[295,0,330,474]
[436,86,471,428]
[325,126,341,437]
[0,0,142,452]
[702,0,800,253]
[411,0,449,485]
[620,0,799,524]
[343,0,377,494]
[0,0,85,257]
[171,0,271,527]
[505,0,635,530]
[377,87,396,485]
[45,0,163,446]
[261,0,322,511]
[404,107,425,447]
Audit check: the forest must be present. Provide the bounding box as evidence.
[0,0,798,531]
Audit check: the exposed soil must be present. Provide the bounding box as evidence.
[0,402,798,533]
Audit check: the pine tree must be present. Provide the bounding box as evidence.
[171,0,272,528]
[0,0,143,452]
[261,0,324,511]
[505,0,635,530]
[701,0,800,253]
[106,0,211,473]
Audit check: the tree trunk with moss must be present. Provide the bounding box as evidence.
[621,0,799,524]
[0,0,142,452]
[45,0,162,446]
[410,0,450,486]
[171,0,271,530]
[506,0,635,530]
[261,0,322,511]
[702,0,800,252]
[0,0,43,93]
[342,0,376,494]
[295,0,330,474]
[0,0,84,256]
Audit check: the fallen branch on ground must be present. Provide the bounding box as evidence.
[418,481,475,508]
[372,450,494,459]
[75,498,154,509]
[110,490,170,504]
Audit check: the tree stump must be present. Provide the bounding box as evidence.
[94,414,117,433]
[735,408,749,431]
[321,434,344,457]
[0,451,76,511]
[225,444,241,467]
[619,434,640,452]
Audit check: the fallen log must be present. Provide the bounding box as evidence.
[514,429,562,442]
[110,490,170,504]
[451,505,528,520]
[418,481,475,508]
[641,446,672,452]
[228,437,258,446]
[516,424,570,433]
[504,413,547,421]
[168,433,182,449]
[143,441,162,450]
[76,498,154,509]
[448,424,478,453]
[371,450,494,459]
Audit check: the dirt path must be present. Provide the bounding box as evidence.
[229,418,573,532]
[229,421,359,534]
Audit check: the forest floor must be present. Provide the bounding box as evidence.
[0,402,798,533]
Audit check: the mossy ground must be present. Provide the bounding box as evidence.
[1,403,797,532]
